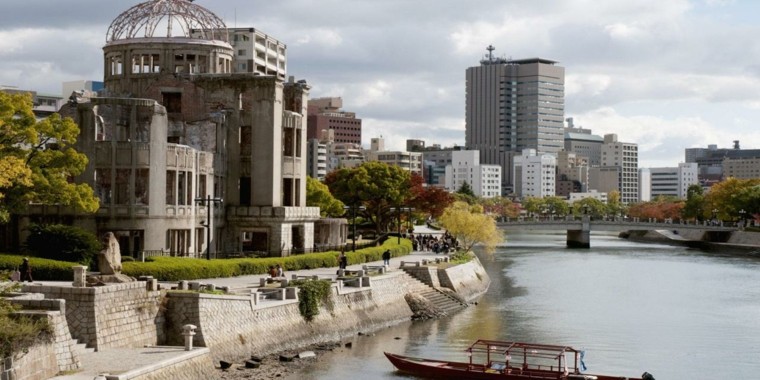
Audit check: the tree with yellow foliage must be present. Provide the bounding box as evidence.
[438,201,504,253]
[0,92,98,223]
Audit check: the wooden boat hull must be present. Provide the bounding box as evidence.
[384,352,643,380]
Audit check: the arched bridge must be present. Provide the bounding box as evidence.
[497,217,737,248]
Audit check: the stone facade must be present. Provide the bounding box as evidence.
[21,282,164,351]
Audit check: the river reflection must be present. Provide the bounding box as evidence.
[289,232,760,380]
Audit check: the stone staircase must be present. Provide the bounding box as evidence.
[72,339,95,357]
[405,275,468,315]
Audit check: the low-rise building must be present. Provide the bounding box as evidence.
[444,150,502,198]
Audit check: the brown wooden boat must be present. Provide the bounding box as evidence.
[385,340,651,380]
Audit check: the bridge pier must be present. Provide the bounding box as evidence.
[567,217,591,248]
[566,230,590,248]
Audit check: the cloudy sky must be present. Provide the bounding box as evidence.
[2,0,759,167]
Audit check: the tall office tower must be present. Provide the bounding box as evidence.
[465,46,565,194]
[599,134,639,204]
[307,97,362,145]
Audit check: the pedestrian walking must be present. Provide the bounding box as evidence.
[382,249,391,266]
[339,249,348,270]
[20,258,33,282]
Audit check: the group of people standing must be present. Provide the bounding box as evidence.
[412,232,458,254]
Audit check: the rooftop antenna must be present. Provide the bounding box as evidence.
[486,45,495,62]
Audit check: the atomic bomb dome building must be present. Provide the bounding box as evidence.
[18,0,320,257]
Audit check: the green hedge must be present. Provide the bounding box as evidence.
[1,239,412,282]
[0,255,77,281]
[121,238,412,281]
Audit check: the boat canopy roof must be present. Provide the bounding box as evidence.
[468,340,578,356]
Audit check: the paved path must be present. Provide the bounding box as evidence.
[44,225,449,379]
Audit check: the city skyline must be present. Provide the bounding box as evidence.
[1,0,759,167]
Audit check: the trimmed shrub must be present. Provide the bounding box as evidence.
[121,238,412,281]
[1,238,413,282]
[0,255,77,281]
[25,224,100,265]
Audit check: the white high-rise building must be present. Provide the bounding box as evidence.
[444,150,502,198]
[513,149,556,198]
[642,163,698,201]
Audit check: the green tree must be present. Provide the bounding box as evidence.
[606,190,625,217]
[457,181,475,197]
[0,92,98,223]
[681,184,705,221]
[571,198,607,218]
[25,224,100,265]
[439,201,503,253]
[521,197,545,216]
[306,176,345,217]
[325,161,412,232]
[543,196,570,217]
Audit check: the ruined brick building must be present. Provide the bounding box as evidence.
[13,0,321,257]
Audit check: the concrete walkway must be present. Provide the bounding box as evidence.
[44,226,449,379]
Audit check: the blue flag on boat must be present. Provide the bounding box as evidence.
[580,350,588,372]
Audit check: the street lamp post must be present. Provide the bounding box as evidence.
[344,205,366,252]
[739,209,747,228]
[389,207,414,244]
[195,195,223,260]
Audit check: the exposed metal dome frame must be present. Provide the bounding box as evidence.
[106,0,228,43]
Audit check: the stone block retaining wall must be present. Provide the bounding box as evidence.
[1,341,58,380]
[105,348,215,380]
[165,271,432,362]
[437,257,491,302]
[22,282,164,350]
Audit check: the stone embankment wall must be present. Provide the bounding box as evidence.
[437,257,491,301]
[106,349,215,380]
[165,271,434,362]
[401,257,491,302]
[1,341,58,380]
[630,229,760,251]
[21,282,164,351]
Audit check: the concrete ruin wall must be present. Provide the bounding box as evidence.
[437,257,492,302]
[22,282,164,351]
[164,271,432,362]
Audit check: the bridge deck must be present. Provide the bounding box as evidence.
[497,218,737,232]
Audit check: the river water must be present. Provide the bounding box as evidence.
[288,232,760,380]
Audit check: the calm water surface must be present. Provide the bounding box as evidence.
[289,232,760,380]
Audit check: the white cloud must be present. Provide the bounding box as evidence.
[604,23,646,39]
[291,28,343,48]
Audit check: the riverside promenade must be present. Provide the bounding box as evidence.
[47,226,448,380]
